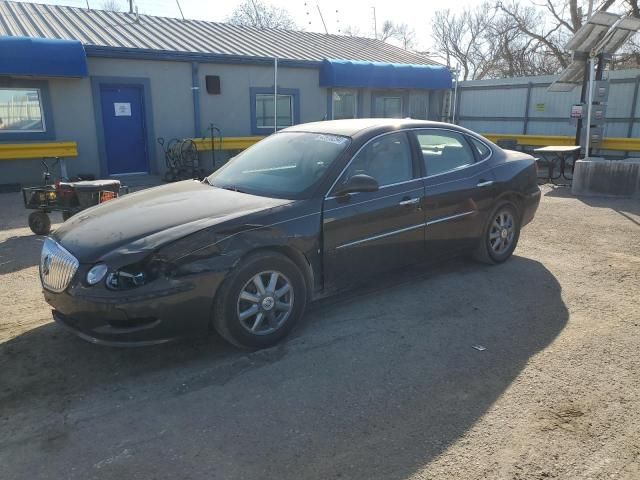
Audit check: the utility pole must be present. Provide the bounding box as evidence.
[372,7,377,39]
[574,3,594,155]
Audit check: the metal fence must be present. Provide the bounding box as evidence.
[453,69,640,155]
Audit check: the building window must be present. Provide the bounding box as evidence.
[332,90,357,119]
[373,96,403,118]
[256,94,293,129]
[0,88,45,133]
[250,87,300,135]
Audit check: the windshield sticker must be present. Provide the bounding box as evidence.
[315,134,348,145]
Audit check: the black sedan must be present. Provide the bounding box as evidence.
[40,119,541,348]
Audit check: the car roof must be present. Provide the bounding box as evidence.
[282,118,471,138]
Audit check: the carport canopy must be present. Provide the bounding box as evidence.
[0,36,88,77]
[319,58,452,90]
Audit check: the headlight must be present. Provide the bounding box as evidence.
[86,263,108,285]
[106,270,147,290]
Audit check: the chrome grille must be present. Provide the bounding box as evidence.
[40,238,79,293]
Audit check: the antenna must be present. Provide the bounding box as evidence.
[176,0,185,20]
[336,9,340,34]
[316,3,328,34]
[129,0,133,14]
[135,5,139,22]
[85,0,90,9]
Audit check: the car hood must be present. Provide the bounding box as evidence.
[53,180,292,263]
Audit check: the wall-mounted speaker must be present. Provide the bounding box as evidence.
[205,75,221,94]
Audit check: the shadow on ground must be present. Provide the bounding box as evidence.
[544,185,640,226]
[0,192,63,274]
[0,233,45,274]
[0,256,567,479]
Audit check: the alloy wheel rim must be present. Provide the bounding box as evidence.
[489,210,515,254]
[237,270,294,335]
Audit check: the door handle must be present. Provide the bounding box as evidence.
[399,197,420,206]
[477,180,494,187]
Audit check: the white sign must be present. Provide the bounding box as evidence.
[314,134,348,145]
[114,102,132,117]
[570,104,584,119]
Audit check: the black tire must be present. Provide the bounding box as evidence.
[62,211,73,222]
[28,211,51,236]
[473,201,520,264]
[213,251,307,349]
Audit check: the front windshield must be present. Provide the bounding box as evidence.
[207,132,351,199]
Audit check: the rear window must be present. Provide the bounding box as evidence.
[470,137,492,160]
[415,130,476,176]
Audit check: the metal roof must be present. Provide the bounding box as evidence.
[0,1,439,66]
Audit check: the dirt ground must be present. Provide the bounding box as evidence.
[0,185,638,480]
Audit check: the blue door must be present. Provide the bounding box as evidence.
[100,85,148,175]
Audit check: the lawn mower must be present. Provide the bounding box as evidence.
[22,158,126,235]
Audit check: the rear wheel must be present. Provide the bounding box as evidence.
[213,252,307,349]
[28,211,51,235]
[473,202,520,264]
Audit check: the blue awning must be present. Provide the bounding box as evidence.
[319,59,452,90]
[0,36,88,77]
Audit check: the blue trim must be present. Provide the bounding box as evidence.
[320,59,452,90]
[90,76,156,177]
[191,62,201,137]
[249,87,300,135]
[84,45,320,69]
[0,79,56,141]
[0,36,88,78]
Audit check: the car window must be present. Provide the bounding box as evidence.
[339,132,413,188]
[415,130,476,176]
[470,137,491,160]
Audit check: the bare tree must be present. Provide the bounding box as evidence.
[342,20,414,50]
[378,20,397,42]
[431,0,640,79]
[395,23,416,50]
[496,1,574,69]
[497,0,640,70]
[341,25,363,37]
[100,0,121,12]
[431,4,499,80]
[228,0,297,30]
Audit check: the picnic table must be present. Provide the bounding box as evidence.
[533,145,581,183]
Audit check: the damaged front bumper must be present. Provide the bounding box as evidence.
[43,271,227,346]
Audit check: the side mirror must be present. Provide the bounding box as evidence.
[334,174,379,196]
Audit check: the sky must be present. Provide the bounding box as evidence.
[12,0,486,51]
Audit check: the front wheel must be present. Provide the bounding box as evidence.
[28,211,51,235]
[473,202,520,264]
[213,252,307,349]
